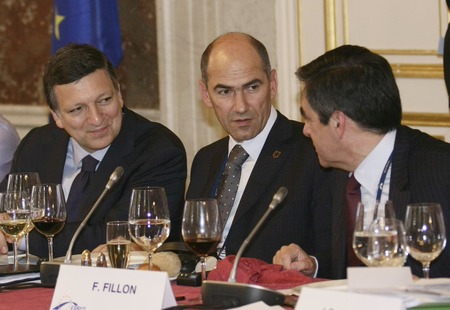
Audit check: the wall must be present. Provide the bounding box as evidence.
[1,0,448,170]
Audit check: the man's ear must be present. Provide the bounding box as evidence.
[50,110,64,129]
[331,110,346,128]
[199,80,213,108]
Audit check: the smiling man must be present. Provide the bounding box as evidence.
[0,44,187,259]
[186,32,330,271]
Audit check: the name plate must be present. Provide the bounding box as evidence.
[51,265,176,309]
[296,286,405,310]
[347,266,412,291]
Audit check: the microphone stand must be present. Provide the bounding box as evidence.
[40,167,124,285]
[202,187,288,308]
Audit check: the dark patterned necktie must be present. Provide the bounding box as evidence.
[345,174,362,267]
[216,145,249,229]
[66,155,99,222]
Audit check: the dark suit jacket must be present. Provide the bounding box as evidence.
[186,111,331,264]
[326,126,450,279]
[0,107,187,259]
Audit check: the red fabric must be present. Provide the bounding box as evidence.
[0,287,53,310]
[207,255,325,290]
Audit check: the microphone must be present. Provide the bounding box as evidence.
[40,166,124,285]
[202,187,288,308]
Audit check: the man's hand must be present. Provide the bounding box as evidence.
[273,243,317,277]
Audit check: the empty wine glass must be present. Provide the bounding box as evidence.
[30,184,66,262]
[7,172,41,264]
[405,203,447,278]
[353,202,400,267]
[0,191,30,268]
[182,199,222,281]
[128,187,171,271]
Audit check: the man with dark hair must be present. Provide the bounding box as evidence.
[0,44,187,259]
[274,45,450,279]
[187,32,329,274]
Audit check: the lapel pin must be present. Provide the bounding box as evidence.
[272,151,281,158]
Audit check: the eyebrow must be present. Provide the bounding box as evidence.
[212,78,264,91]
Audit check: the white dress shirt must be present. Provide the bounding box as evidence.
[353,129,397,228]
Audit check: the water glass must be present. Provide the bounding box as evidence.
[107,221,131,268]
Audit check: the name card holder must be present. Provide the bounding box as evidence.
[296,267,413,310]
[296,286,405,310]
[51,264,176,309]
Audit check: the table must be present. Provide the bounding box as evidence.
[0,283,258,310]
[0,282,299,309]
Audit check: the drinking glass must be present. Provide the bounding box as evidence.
[30,184,66,262]
[182,199,222,281]
[107,221,131,268]
[128,187,171,271]
[404,203,447,278]
[7,172,41,264]
[0,192,30,268]
[353,202,400,267]
[368,217,408,267]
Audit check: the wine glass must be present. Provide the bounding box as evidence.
[7,172,41,264]
[182,199,222,281]
[368,217,408,267]
[30,184,66,262]
[404,203,447,278]
[128,187,171,271]
[106,221,131,269]
[353,202,400,267]
[0,191,30,268]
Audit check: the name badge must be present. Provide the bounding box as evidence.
[51,265,176,309]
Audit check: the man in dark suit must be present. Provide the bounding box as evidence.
[0,44,187,259]
[274,45,450,279]
[186,32,329,273]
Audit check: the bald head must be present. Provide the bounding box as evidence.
[200,32,271,86]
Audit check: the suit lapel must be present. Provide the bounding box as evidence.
[44,127,70,184]
[205,142,228,197]
[233,113,293,221]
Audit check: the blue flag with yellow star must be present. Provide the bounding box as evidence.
[52,0,123,67]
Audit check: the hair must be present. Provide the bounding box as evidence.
[200,32,272,85]
[296,45,402,134]
[43,43,119,112]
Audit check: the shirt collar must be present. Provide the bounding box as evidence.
[354,129,396,196]
[228,106,277,161]
[70,138,109,169]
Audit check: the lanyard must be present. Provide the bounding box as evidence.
[375,152,393,204]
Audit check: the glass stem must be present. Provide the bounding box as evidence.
[47,236,54,262]
[148,252,153,270]
[422,262,431,279]
[12,240,18,268]
[200,256,207,281]
[25,233,30,264]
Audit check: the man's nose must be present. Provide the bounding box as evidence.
[87,106,102,125]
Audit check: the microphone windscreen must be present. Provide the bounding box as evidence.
[273,187,288,204]
[106,166,124,189]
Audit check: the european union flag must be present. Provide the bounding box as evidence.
[52,0,123,67]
